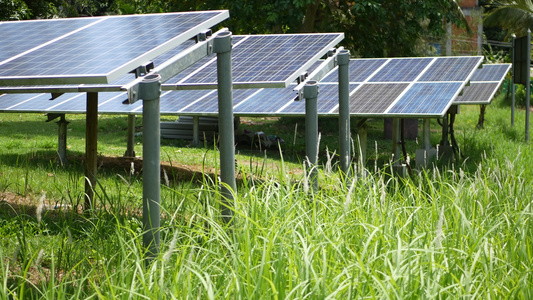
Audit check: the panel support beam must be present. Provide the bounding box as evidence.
[85,92,98,210]
[124,29,228,104]
[337,49,351,177]
[214,31,236,225]
[304,81,319,191]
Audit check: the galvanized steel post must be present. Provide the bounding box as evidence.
[214,31,236,224]
[337,49,351,177]
[140,74,162,257]
[526,30,531,142]
[304,80,319,191]
[511,34,516,126]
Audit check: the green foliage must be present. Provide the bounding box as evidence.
[0,0,29,20]
[484,0,533,37]
[3,0,469,57]
[324,0,469,57]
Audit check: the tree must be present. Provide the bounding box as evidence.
[162,0,469,57]
[0,0,30,20]
[484,0,533,37]
[4,0,470,58]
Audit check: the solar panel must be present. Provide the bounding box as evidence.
[320,59,387,83]
[344,84,410,115]
[455,64,511,104]
[388,82,463,116]
[368,58,433,82]
[0,11,229,86]
[418,56,481,82]
[167,33,344,88]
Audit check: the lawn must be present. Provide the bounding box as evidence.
[0,93,532,298]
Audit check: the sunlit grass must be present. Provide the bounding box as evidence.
[0,94,532,298]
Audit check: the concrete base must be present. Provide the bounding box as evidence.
[415,148,438,169]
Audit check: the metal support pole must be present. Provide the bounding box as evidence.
[214,31,236,224]
[140,74,162,257]
[337,49,351,177]
[85,92,98,210]
[57,115,69,166]
[391,118,402,166]
[526,30,531,142]
[304,80,319,190]
[192,116,200,146]
[124,115,136,157]
[511,34,516,126]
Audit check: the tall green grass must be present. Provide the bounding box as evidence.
[0,95,532,298]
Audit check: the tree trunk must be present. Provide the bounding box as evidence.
[299,0,321,32]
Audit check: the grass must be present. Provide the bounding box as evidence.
[0,94,532,298]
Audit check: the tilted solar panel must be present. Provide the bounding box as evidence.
[388,82,463,116]
[455,64,511,104]
[0,11,230,86]
[418,56,481,82]
[169,33,344,88]
[368,58,433,82]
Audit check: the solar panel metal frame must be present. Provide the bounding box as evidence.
[454,63,511,105]
[0,11,230,86]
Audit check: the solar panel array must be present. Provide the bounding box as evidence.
[0,11,229,86]
[455,64,511,104]
[0,56,482,118]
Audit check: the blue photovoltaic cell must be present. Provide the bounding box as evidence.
[165,36,247,83]
[369,58,433,82]
[234,88,296,114]
[470,64,511,82]
[160,90,213,113]
[321,59,387,83]
[99,93,143,114]
[0,11,228,85]
[454,83,498,104]
[0,18,99,63]
[281,84,359,114]
[419,56,482,82]
[179,89,258,114]
[454,64,510,104]
[342,84,409,114]
[178,33,343,85]
[388,82,462,115]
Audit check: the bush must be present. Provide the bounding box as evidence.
[502,78,533,107]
